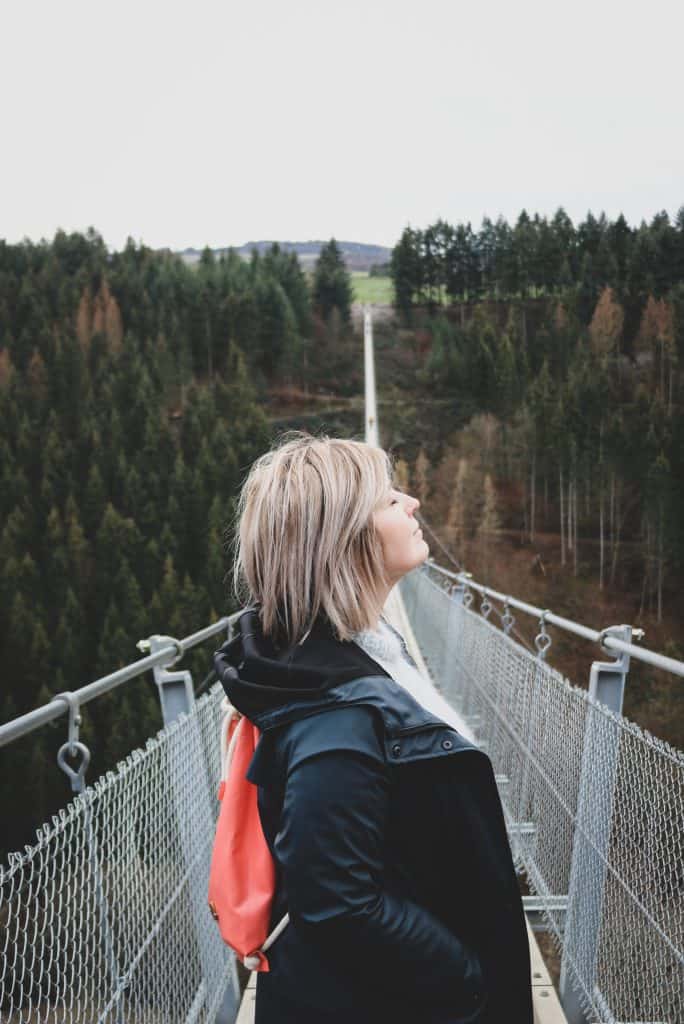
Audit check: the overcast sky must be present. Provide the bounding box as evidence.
[3,0,682,252]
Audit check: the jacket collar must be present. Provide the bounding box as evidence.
[249,674,471,741]
[213,607,479,755]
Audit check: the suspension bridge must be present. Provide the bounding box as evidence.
[0,310,682,1024]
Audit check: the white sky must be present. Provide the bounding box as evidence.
[2,0,682,252]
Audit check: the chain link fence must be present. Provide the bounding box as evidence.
[0,683,236,1024]
[400,567,684,1024]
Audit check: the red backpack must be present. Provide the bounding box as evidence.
[208,698,289,971]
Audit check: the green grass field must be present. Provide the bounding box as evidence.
[351,271,394,305]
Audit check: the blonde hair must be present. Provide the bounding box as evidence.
[232,432,394,646]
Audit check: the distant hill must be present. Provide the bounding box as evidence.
[176,240,391,272]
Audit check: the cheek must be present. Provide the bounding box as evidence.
[382,521,413,565]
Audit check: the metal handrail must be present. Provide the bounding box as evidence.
[0,613,238,749]
[425,558,684,679]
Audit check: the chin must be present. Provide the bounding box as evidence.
[414,540,429,567]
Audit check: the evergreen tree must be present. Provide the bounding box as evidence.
[312,239,353,323]
[83,463,107,537]
[494,330,517,417]
[255,277,299,380]
[391,227,422,320]
[55,588,87,686]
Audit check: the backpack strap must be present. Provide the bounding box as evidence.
[218,696,243,798]
[243,912,291,970]
[218,696,290,968]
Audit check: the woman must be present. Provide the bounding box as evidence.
[214,433,533,1024]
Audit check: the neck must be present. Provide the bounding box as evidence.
[373,578,399,630]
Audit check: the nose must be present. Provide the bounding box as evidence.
[406,494,420,515]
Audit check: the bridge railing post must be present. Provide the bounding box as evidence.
[559,624,633,1024]
[146,634,196,726]
[448,580,466,607]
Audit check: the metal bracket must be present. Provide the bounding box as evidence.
[448,580,467,606]
[589,624,633,715]
[52,691,91,794]
[480,589,492,620]
[140,634,195,727]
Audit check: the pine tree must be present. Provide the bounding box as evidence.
[494,331,517,417]
[312,240,353,323]
[55,588,87,686]
[93,504,142,622]
[114,558,147,641]
[83,463,107,537]
[64,495,89,594]
[44,506,69,616]
[391,228,422,319]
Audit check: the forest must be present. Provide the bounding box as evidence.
[1,209,683,858]
[390,209,684,618]
[0,232,354,857]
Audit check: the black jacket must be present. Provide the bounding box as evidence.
[214,607,533,1024]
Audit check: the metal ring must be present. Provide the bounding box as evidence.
[481,593,492,620]
[155,635,184,666]
[463,589,474,610]
[596,627,619,657]
[167,637,184,664]
[534,611,552,660]
[535,632,552,655]
[502,597,515,632]
[140,634,185,665]
[57,741,91,794]
[502,609,515,634]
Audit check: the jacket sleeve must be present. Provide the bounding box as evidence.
[273,705,484,1008]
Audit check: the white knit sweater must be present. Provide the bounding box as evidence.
[351,616,465,734]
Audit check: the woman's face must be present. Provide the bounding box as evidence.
[373,487,429,583]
